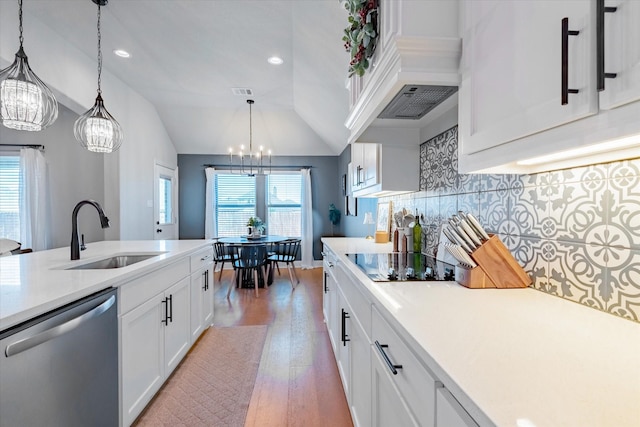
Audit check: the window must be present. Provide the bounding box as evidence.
[267,173,302,237]
[215,174,256,236]
[0,154,21,241]
[158,176,172,225]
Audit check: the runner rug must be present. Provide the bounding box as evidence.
[135,325,268,427]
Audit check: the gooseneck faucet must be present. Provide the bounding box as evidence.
[71,200,110,260]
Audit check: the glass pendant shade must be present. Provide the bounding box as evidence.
[0,47,58,132]
[74,93,123,153]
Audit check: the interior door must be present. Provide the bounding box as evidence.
[154,163,178,239]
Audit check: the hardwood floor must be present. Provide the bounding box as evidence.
[213,266,353,427]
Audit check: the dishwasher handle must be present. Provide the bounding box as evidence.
[4,294,116,357]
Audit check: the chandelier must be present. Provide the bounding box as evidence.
[228,99,272,176]
[73,0,123,153]
[0,0,58,132]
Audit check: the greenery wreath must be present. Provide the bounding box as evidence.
[342,0,379,77]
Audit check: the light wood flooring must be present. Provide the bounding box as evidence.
[213,266,353,427]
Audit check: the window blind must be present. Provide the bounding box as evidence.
[0,155,21,241]
[267,173,302,237]
[215,174,256,236]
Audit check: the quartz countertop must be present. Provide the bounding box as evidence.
[0,240,212,331]
[322,237,640,427]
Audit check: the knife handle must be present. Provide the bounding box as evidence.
[466,213,490,241]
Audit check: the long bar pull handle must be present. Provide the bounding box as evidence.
[324,272,329,293]
[375,340,402,375]
[161,297,169,325]
[167,295,173,323]
[341,308,350,346]
[5,295,115,357]
[597,0,618,91]
[203,270,208,291]
[561,17,580,105]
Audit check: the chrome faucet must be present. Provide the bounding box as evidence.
[71,200,110,260]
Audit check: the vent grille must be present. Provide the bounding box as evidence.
[232,87,253,96]
[378,85,458,119]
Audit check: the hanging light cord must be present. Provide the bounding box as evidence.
[96,3,103,95]
[18,0,24,47]
[249,101,253,153]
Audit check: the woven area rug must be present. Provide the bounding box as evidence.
[135,325,268,427]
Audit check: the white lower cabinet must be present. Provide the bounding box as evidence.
[436,387,479,427]
[372,346,418,427]
[119,246,213,427]
[190,247,214,343]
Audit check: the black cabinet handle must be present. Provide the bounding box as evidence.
[597,0,618,91]
[561,17,580,105]
[167,295,173,323]
[161,297,169,324]
[203,270,209,291]
[156,228,162,233]
[375,340,402,375]
[324,272,329,293]
[341,309,350,346]
[356,165,363,185]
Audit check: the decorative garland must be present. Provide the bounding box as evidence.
[342,0,378,77]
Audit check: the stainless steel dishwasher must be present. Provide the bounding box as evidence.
[0,288,118,427]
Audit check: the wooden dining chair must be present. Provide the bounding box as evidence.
[227,244,268,298]
[267,238,301,288]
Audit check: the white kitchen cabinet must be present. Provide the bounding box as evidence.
[323,251,338,352]
[459,1,597,157]
[436,387,479,427]
[119,257,193,426]
[350,142,419,198]
[190,246,214,343]
[459,0,640,174]
[371,305,437,427]
[120,293,165,427]
[345,298,371,427]
[598,0,640,110]
[336,288,351,399]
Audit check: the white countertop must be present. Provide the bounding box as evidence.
[322,238,640,427]
[0,240,212,331]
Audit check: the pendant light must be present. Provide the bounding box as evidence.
[0,0,58,131]
[228,99,272,175]
[74,0,123,153]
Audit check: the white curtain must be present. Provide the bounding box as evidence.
[300,168,313,269]
[19,148,51,251]
[204,167,216,239]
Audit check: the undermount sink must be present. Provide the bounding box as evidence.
[65,253,166,270]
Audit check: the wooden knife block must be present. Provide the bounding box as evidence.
[455,235,532,289]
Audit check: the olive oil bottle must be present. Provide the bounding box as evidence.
[413,210,422,253]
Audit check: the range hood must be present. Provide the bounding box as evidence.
[344,34,462,145]
[378,85,459,120]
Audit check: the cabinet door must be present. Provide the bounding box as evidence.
[460,0,598,156]
[336,289,351,401]
[599,0,640,109]
[436,388,478,427]
[351,144,365,192]
[349,314,371,427]
[324,268,339,352]
[371,346,418,427]
[190,268,205,343]
[121,293,165,427]
[202,263,214,327]
[361,143,379,189]
[164,277,191,375]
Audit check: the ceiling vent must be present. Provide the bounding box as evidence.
[377,85,458,120]
[232,87,253,96]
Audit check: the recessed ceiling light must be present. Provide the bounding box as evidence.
[267,56,283,65]
[113,49,131,58]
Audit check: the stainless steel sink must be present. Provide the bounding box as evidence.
[65,253,165,270]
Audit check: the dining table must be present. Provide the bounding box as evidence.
[217,235,289,287]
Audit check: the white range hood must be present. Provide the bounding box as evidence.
[344,0,462,145]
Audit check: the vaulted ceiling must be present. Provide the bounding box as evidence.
[9,0,352,156]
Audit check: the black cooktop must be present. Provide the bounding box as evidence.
[346,252,456,282]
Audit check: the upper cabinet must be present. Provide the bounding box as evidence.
[350,142,419,198]
[344,0,461,144]
[458,0,640,174]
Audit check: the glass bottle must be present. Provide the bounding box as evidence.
[413,210,422,253]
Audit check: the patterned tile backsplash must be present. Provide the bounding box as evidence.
[384,126,640,322]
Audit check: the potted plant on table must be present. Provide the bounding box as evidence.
[247,216,265,236]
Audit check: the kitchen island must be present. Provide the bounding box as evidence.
[0,240,212,331]
[322,237,640,427]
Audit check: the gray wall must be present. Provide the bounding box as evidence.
[178,154,341,260]
[0,103,106,249]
